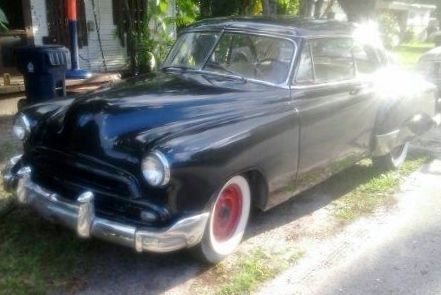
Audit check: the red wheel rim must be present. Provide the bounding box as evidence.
[212,183,243,241]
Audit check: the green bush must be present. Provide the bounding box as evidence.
[0,7,8,32]
[401,29,416,43]
[378,12,401,48]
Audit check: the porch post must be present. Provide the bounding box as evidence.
[66,0,91,79]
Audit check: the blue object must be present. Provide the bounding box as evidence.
[15,45,69,104]
[66,19,91,79]
[66,68,92,79]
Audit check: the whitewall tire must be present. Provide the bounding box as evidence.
[193,175,251,263]
[374,142,410,170]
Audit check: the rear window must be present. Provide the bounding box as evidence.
[293,38,384,85]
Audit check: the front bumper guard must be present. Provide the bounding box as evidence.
[2,163,209,253]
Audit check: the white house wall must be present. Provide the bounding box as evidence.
[79,0,127,72]
[30,0,49,45]
[30,0,128,72]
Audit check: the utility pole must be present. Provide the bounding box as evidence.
[66,0,91,79]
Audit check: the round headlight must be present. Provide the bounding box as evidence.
[141,151,170,187]
[12,114,30,141]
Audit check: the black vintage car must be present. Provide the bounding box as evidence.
[3,17,440,263]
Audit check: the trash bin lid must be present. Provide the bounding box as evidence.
[16,45,69,67]
[16,45,67,53]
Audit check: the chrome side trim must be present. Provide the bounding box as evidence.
[11,170,209,253]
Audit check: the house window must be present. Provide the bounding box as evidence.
[45,0,88,48]
[112,0,148,46]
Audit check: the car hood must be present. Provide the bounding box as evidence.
[29,71,286,161]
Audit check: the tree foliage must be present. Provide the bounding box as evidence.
[378,12,401,48]
[338,0,376,22]
[0,7,8,32]
[120,0,440,75]
[277,0,300,15]
[176,0,199,27]
[118,0,173,74]
[200,0,266,17]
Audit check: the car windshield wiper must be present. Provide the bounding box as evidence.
[204,62,247,82]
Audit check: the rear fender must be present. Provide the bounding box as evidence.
[372,92,438,157]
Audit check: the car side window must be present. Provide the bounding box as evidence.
[295,42,314,84]
[310,38,355,83]
[352,43,381,74]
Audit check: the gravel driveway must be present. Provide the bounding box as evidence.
[256,157,441,295]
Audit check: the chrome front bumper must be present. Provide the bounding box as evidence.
[2,163,209,253]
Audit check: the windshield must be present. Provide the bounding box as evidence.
[164,32,295,84]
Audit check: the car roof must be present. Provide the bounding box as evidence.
[184,16,356,37]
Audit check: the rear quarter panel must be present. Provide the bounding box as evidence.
[372,69,438,153]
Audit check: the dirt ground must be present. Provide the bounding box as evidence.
[256,158,441,295]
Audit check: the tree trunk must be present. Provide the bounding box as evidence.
[321,0,336,18]
[338,0,377,22]
[300,0,314,18]
[200,0,212,17]
[271,0,277,15]
[241,0,250,15]
[262,0,271,16]
[314,0,325,19]
[123,0,136,74]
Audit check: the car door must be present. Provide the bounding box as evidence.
[291,37,380,193]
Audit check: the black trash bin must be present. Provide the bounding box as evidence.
[15,45,69,105]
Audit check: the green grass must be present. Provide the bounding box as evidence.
[217,250,277,295]
[213,249,304,295]
[0,141,21,216]
[333,153,431,223]
[0,209,98,294]
[392,42,435,67]
[0,142,16,163]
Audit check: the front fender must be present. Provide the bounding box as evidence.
[18,99,73,131]
[158,108,299,212]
